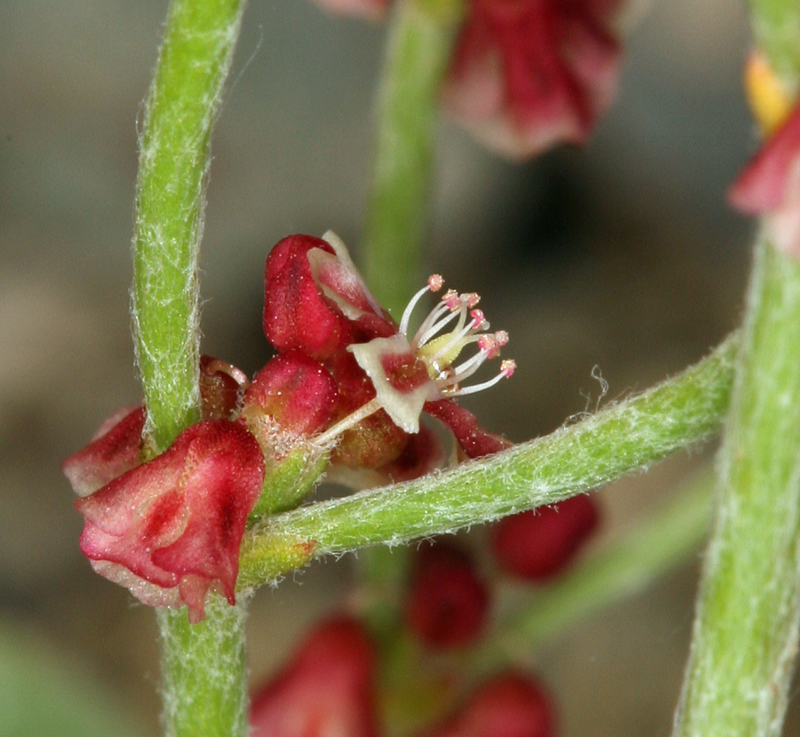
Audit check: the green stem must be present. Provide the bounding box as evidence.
[158,597,250,737]
[239,337,736,586]
[133,0,246,453]
[748,0,800,91]
[673,241,800,737]
[362,0,462,315]
[131,2,248,736]
[470,470,713,674]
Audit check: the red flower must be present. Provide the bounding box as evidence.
[443,0,623,158]
[250,617,378,737]
[262,232,514,478]
[729,99,800,260]
[309,0,624,159]
[405,541,489,650]
[419,672,555,737]
[491,494,600,580]
[74,420,265,623]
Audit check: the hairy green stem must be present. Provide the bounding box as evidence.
[362,0,462,315]
[470,470,713,674]
[158,597,249,737]
[132,0,246,453]
[673,241,800,737]
[239,338,736,586]
[130,2,248,736]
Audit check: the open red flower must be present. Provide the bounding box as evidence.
[250,617,378,737]
[74,420,265,623]
[729,99,800,260]
[262,232,514,479]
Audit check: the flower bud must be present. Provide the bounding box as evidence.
[405,542,488,650]
[250,617,378,737]
[491,495,599,581]
[420,672,555,737]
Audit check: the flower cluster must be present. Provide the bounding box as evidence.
[63,232,516,621]
[313,0,626,159]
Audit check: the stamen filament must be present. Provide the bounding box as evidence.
[448,370,510,397]
[315,398,383,446]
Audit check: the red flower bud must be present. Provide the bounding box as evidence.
[74,420,265,623]
[242,351,339,441]
[420,673,555,737]
[250,617,378,737]
[491,495,599,581]
[405,542,489,650]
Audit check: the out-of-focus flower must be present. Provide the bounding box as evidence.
[262,232,514,478]
[250,617,378,737]
[491,494,599,580]
[418,672,555,737]
[310,0,624,159]
[442,0,623,158]
[74,420,265,623]
[729,98,800,260]
[404,541,489,649]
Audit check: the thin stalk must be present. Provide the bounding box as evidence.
[672,241,800,737]
[362,0,462,315]
[130,1,248,736]
[239,337,736,586]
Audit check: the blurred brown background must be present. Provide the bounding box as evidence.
[3,0,791,735]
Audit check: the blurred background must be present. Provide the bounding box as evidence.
[2,0,790,735]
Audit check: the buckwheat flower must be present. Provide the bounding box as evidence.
[74,420,265,623]
[262,232,514,475]
[729,98,800,260]
[250,617,378,737]
[442,0,624,158]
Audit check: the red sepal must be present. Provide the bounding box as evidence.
[75,420,265,623]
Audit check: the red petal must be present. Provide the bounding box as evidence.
[405,542,489,650]
[491,494,600,580]
[242,351,339,438]
[250,617,378,737]
[62,405,146,497]
[424,399,511,459]
[422,672,555,737]
[75,420,265,621]
[728,101,800,213]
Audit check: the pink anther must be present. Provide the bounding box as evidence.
[428,274,444,292]
[494,330,509,348]
[500,359,516,378]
